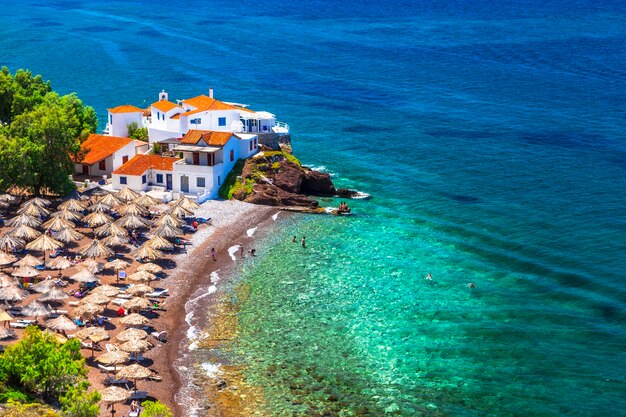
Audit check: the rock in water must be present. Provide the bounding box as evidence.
[301,170,336,195]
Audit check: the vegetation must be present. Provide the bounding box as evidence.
[0,67,97,196]
[219,159,245,199]
[141,400,173,417]
[128,122,148,142]
[151,142,162,154]
[0,327,98,415]
[0,401,61,417]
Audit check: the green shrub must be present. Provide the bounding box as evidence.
[0,386,34,403]
[219,159,245,199]
[142,400,173,417]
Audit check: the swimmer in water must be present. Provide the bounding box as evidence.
[425,273,433,280]
[467,282,477,288]
[292,235,297,243]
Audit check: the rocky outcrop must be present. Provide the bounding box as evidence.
[301,170,336,195]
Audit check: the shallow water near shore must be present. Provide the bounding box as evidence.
[2,0,626,415]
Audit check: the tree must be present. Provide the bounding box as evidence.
[142,400,173,417]
[59,382,100,417]
[0,326,87,403]
[128,122,148,142]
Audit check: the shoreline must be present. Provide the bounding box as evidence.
[152,200,280,416]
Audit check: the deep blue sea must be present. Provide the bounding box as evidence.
[2,1,626,415]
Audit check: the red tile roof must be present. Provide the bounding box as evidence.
[108,105,144,114]
[113,155,178,176]
[180,130,233,147]
[78,134,134,165]
[182,95,254,115]
[151,100,182,113]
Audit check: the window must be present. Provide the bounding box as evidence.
[218,176,221,186]
[98,160,106,171]
[197,177,205,188]
[249,141,253,151]
[230,150,234,162]
[122,155,129,164]
[109,114,112,124]
[156,174,163,183]
[120,177,127,185]
[254,138,257,148]
[218,117,226,127]
[142,175,147,184]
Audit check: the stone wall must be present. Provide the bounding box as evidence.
[257,133,291,151]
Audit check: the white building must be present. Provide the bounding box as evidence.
[105,105,145,137]
[74,134,148,178]
[111,155,178,192]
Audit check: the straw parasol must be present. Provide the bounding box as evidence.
[94,221,128,238]
[145,235,173,251]
[137,263,163,274]
[46,314,78,333]
[30,278,58,293]
[0,252,17,266]
[0,285,27,302]
[124,297,152,311]
[17,203,50,217]
[126,284,153,297]
[79,239,114,259]
[76,326,110,341]
[132,244,164,261]
[54,227,85,244]
[165,204,192,218]
[0,273,17,287]
[99,193,122,206]
[104,259,129,271]
[69,268,99,283]
[102,234,129,248]
[46,256,72,270]
[96,350,130,366]
[42,216,75,231]
[116,328,148,342]
[39,287,70,303]
[15,254,42,267]
[22,300,52,317]
[100,386,131,417]
[133,194,159,207]
[73,302,104,318]
[116,187,141,203]
[116,363,152,391]
[0,309,13,323]
[115,214,149,229]
[154,213,182,228]
[58,198,86,212]
[0,234,25,252]
[152,223,183,238]
[11,266,39,278]
[92,284,120,298]
[127,271,156,285]
[22,197,51,207]
[81,292,111,306]
[120,313,149,327]
[119,203,148,217]
[51,208,84,222]
[0,194,17,204]
[82,259,104,273]
[26,234,63,257]
[0,328,16,340]
[88,201,112,213]
[10,224,42,241]
[6,213,42,228]
[83,211,113,227]
[173,196,201,211]
[119,338,152,354]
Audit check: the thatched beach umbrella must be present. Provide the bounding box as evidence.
[116,363,152,391]
[0,328,16,340]
[137,263,163,275]
[0,194,17,204]
[88,201,112,213]
[172,196,201,211]
[81,292,111,306]
[154,213,182,228]
[127,271,156,286]
[15,254,42,267]
[55,227,85,244]
[0,234,25,252]
[76,326,110,342]
[104,259,129,271]
[58,198,86,212]
[39,287,69,303]
[79,239,114,259]
[83,211,113,228]
[119,203,148,217]
[69,268,99,283]
[22,197,51,207]
[17,203,50,217]
[120,313,149,327]
[145,235,173,251]
[73,302,104,318]
[82,259,104,274]
[126,284,153,297]
[0,274,17,287]
[124,297,152,312]
[116,328,148,342]
[116,187,141,203]
[94,221,128,238]
[0,309,13,324]
[96,350,130,366]
[26,234,63,258]
[30,278,58,294]
[42,216,75,231]
[165,204,192,218]
[46,314,78,333]
[0,252,17,266]
[133,194,159,207]
[91,284,119,298]
[102,234,129,249]
[132,244,163,261]
[152,223,183,238]
[11,266,39,278]
[100,386,131,417]
[46,257,72,270]
[0,285,27,302]
[10,224,41,241]
[22,300,52,318]
[99,193,122,206]
[119,338,151,354]
[51,209,83,222]
[116,214,149,230]
[6,213,42,228]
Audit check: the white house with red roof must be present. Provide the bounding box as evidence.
[74,134,148,178]
[106,105,145,137]
[111,155,178,192]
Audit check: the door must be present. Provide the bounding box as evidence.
[166,174,172,191]
[181,175,189,193]
[82,165,88,175]
[192,152,200,165]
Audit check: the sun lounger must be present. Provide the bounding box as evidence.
[130,353,144,362]
[111,298,128,306]
[68,301,80,306]
[147,373,162,382]
[151,331,167,342]
[105,343,120,352]
[9,322,28,329]
[18,319,36,325]
[129,407,141,417]
[117,293,132,299]
[147,289,168,298]
[129,391,148,400]
[103,375,129,386]
[98,364,118,373]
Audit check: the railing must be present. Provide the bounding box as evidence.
[272,121,289,134]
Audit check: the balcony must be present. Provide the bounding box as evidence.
[173,159,222,174]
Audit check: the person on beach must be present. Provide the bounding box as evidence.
[240,245,245,258]
[211,247,216,261]
[426,273,432,280]
[292,235,297,243]
[301,236,306,248]
[249,248,256,256]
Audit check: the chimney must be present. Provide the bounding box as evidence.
[209,87,213,99]
[159,90,168,101]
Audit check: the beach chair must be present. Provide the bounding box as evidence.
[111,298,128,306]
[98,364,118,373]
[105,343,120,352]
[129,407,141,417]
[9,322,28,329]
[151,331,167,342]
[130,353,144,362]
[129,391,148,400]
[147,289,168,298]
[103,374,129,386]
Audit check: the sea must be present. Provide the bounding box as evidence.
[1,1,625,415]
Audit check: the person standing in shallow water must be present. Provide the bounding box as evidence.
[211,247,216,261]
[292,235,297,243]
[301,236,306,248]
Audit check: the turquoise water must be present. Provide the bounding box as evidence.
[1,1,626,415]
